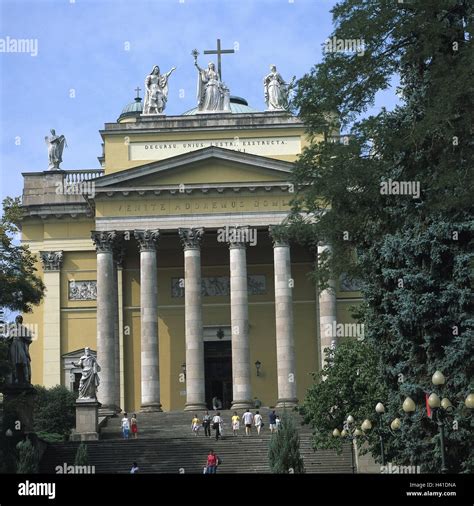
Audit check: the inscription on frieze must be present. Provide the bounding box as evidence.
[105,196,291,217]
[129,136,301,161]
[172,275,266,297]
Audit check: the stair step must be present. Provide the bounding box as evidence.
[40,410,353,474]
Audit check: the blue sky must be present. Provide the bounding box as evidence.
[0,0,398,202]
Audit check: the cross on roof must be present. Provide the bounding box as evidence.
[135,86,141,100]
[204,38,235,80]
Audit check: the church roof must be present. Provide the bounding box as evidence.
[92,145,293,189]
[117,97,143,122]
[182,96,258,115]
[118,95,258,122]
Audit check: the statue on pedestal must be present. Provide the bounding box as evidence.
[72,347,101,400]
[8,316,32,385]
[263,65,295,111]
[45,129,67,170]
[143,65,176,115]
[192,50,230,112]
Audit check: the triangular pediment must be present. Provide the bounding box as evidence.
[95,146,293,188]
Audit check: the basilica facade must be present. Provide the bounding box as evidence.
[20,71,362,413]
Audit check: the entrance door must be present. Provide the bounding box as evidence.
[204,341,232,410]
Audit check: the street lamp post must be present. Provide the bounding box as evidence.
[429,371,449,473]
[374,402,386,466]
[333,415,364,474]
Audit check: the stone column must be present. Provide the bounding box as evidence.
[112,240,124,411]
[318,244,337,369]
[40,251,63,388]
[270,227,297,408]
[91,231,118,414]
[178,228,206,411]
[117,262,125,410]
[134,230,161,412]
[228,227,252,409]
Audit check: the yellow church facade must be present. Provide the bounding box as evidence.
[20,97,362,413]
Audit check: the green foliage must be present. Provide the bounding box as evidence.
[74,443,88,466]
[300,339,386,457]
[0,197,45,313]
[0,340,11,390]
[36,431,65,443]
[16,437,38,473]
[268,411,305,473]
[34,385,76,437]
[291,0,473,473]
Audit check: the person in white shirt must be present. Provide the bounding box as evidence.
[242,409,254,436]
[130,462,139,473]
[121,413,130,439]
[254,410,263,435]
[212,412,223,440]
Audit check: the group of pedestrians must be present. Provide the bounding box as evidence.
[121,412,139,439]
[191,409,281,439]
[191,411,224,440]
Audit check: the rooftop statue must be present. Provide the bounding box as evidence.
[264,65,296,111]
[143,65,176,115]
[192,49,230,113]
[45,129,67,170]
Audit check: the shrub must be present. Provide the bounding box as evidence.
[74,443,88,466]
[268,411,305,473]
[16,437,38,473]
[34,385,76,437]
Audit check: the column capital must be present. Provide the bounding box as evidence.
[178,227,204,250]
[225,225,250,249]
[269,225,290,247]
[134,229,160,252]
[40,250,63,271]
[113,235,126,267]
[91,231,117,253]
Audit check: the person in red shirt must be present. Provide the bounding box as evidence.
[206,449,219,474]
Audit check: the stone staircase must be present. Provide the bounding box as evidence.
[40,409,353,474]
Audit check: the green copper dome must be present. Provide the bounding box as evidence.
[182,96,258,115]
[117,97,143,122]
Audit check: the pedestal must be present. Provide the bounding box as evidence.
[71,399,100,441]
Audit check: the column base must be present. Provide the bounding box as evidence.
[70,431,99,442]
[98,404,120,417]
[276,398,298,409]
[231,399,253,410]
[184,402,207,412]
[140,402,162,412]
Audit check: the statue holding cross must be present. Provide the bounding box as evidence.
[192,40,233,113]
[203,38,235,81]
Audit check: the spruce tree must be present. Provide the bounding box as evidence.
[74,443,88,467]
[268,411,305,473]
[300,339,387,457]
[290,0,473,473]
[16,437,38,473]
